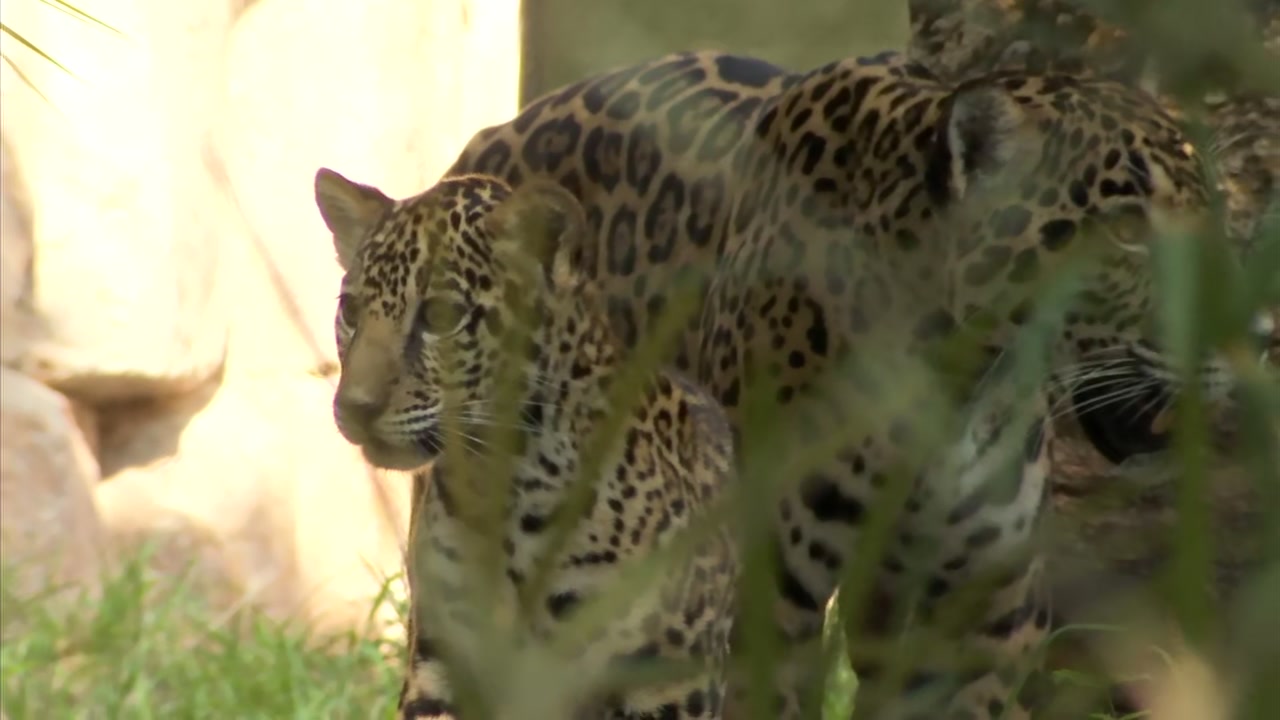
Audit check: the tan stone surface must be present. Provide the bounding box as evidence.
[0,0,231,403]
[0,138,32,316]
[0,367,105,599]
[1,0,520,393]
[0,137,36,368]
[97,374,411,629]
[213,0,521,377]
[95,476,245,613]
[0,0,517,636]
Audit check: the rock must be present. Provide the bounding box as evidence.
[0,367,106,601]
[0,137,36,368]
[97,374,411,632]
[95,477,245,613]
[0,137,33,315]
[0,0,515,641]
[0,1,231,403]
[213,0,521,377]
[68,399,101,465]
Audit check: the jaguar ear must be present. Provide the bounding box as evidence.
[928,83,1033,204]
[314,167,394,270]
[487,181,594,291]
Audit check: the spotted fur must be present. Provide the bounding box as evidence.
[908,0,1279,260]
[431,47,1234,719]
[314,172,737,719]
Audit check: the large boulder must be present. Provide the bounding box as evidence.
[0,0,232,403]
[0,367,105,601]
[0,0,520,639]
[0,137,36,368]
[213,0,522,377]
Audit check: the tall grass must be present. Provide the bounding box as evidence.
[0,550,405,719]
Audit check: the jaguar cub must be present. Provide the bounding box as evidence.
[314,169,738,719]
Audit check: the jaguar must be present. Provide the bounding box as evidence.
[315,171,738,718]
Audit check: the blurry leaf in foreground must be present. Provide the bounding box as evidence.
[1138,647,1234,720]
[0,1,124,101]
[32,0,122,34]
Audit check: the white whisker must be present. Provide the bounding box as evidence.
[1049,380,1163,423]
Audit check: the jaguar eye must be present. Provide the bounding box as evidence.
[417,297,469,335]
[338,293,361,328]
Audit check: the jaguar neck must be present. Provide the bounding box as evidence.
[520,291,631,449]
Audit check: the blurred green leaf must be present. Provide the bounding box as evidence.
[33,0,122,34]
[0,1,122,101]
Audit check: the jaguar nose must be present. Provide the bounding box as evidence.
[336,386,384,420]
[333,383,387,443]
[336,393,377,420]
